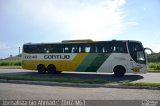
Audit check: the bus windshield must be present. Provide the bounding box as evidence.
[128,41,146,64]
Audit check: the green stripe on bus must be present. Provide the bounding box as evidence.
[84,53,110,72]
[76,53,98,72]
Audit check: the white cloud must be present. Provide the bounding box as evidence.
[0,42,21,58]
[126,21,139,26]
[4,0,127,41]
[0,43,10,50]
[61,0,126,40]
[66,7,125,40]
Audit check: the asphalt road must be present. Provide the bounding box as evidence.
[0,82,160,100]
[0,82,160,106]
[0,69,160,83]
[0,69,160,106]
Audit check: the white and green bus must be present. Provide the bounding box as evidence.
[22,39,152,76]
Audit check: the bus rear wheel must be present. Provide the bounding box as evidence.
[37,64,46,74]
[113,65,126,77]
[47,64,56,74]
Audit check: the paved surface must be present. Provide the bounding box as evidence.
[0,82,160,100]
[0,69,160,106]
[0,69,160,83]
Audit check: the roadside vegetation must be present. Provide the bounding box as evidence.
[0,66,22,69]
[147,53,160,72]
[148,62,160,72]
[122,82,160,87]
[0,76,108,84]
[148,53,160,63]
[0,55,22,69]
[0,60,22,69]
[0,75,159,87]
[0,60,21,66]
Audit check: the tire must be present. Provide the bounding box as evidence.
[113,65,126,77]
[47,64,56,74]
[37,64,46,74]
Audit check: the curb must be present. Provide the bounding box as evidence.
[0,79,160,90]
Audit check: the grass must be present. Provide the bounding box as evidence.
[0,75,109,84]
[0,60,21,66]
[0,55,21,67]
[0,59,22,69]
[0,75,160,87]
[148,62,160,71]
[147,62,160,72]
[122,82,160,87]
[147,70,160,72]
[0,66,22,69]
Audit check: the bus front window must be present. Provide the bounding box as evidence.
[128,42,146,64]
[137,51,145,61]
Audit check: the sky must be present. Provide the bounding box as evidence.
[0,0,160,58]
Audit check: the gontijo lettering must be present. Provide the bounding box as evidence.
[44,55,70,60]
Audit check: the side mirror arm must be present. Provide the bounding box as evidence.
[144,48,153,54]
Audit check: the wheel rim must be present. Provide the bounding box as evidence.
[47,64,56,74]
[37,64,46,74]
[113,66,125,77]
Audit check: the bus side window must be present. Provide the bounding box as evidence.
[64,47,71,53]
[79,44,94,53]
[104,47,108,53]
[90,46,96,53]
[113,42,127,53]
[96,43,105,53]
[81,47,85,53]
[44,48,49,53]
[97,46,103,53]
[85,47,90,52]
[49,45,63,53]
[72,47,79,53]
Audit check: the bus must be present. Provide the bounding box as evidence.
[22,39,152,76]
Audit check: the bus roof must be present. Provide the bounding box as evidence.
[62,39,93,43]
[23,39,142,45]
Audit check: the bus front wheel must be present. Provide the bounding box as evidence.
[37,64,46,74]
[47,64,56,74]
[113,65,126,77]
